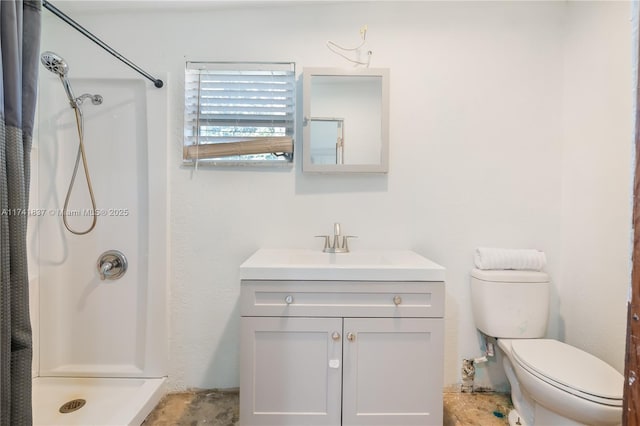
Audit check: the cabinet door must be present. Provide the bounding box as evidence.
[342,318,444,426]
[240,317,343,426]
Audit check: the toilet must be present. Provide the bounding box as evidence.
[470,268,624,426]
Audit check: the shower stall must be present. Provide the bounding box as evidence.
[31,63,168,425]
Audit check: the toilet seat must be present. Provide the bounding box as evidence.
[511,339,623,407]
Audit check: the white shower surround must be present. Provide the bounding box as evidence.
[32,75,168,425]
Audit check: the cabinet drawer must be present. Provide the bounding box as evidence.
[240,280,444,318]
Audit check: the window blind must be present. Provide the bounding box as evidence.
[184,62,295,163]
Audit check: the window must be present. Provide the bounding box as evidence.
[184,62,296,165]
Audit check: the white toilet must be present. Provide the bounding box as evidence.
[470,268,624,426]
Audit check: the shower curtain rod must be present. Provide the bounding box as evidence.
[42,0,164,88]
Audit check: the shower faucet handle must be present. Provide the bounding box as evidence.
[100,261,114,280]
[97,250,128,281]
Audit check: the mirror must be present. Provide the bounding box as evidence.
[309,118,344,165]
[303,68,389,173]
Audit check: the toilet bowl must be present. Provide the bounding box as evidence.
[470,269,623,426]
[499,338,622,425]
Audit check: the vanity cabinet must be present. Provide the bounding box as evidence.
[239,280,445,426]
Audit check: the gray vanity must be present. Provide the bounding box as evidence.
[239,248,445,426]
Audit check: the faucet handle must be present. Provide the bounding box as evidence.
[97,250,128,281]
[99,261,113,280]
[334,223,341,236]
[315,235,330,250]
[342,235,357,251]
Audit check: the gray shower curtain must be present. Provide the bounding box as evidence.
[0,1,41,425]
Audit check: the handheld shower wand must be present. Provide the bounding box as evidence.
[41,52,103,108]
[40,51,101,235]
[40,51,77,108]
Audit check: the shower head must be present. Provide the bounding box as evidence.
[41,51,76,107]
[40,51,69,77]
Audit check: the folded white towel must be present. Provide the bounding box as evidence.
[474,247,546,271]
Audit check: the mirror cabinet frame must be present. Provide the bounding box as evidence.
[302,67,390,173]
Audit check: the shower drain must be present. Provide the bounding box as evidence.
[59,399,86,413]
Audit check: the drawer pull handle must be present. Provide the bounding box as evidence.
[332,331,341,341]
[393,295,402,306]
[347,332,356,342]
[284,295,294,305]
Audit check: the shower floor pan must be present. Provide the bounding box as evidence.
[33,376,165,425]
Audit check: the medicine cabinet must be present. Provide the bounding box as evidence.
[302,68,390,173]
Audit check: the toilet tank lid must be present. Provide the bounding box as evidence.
[471,268,549,283]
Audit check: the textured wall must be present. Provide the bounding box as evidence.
[558,1,632,373]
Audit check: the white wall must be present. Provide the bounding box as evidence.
[559,2,632,373]
[39,1,632,391]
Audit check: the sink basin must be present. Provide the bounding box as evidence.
[239,249,445,281]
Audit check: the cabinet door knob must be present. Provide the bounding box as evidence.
[347,332,356,342]
[284,295,294,305]
[393,295,402,306]
[332,331,341,341]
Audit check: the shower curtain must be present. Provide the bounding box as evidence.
[0,1,41,425]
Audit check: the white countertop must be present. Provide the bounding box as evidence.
[239,248,446,281]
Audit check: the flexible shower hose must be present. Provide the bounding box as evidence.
[62,105,97,235]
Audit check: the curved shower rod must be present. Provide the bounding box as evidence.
[42,0,164,88]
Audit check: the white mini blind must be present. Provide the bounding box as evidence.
[184,62,295,164]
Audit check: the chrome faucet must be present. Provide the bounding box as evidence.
[316,222,356,253]
[100,261,114,280]
[97,250,128,280]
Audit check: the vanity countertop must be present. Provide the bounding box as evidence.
[239,248,445,281]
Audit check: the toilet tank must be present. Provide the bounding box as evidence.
[470,269,550,338]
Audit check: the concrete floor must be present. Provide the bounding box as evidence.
[142,389,512,426]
